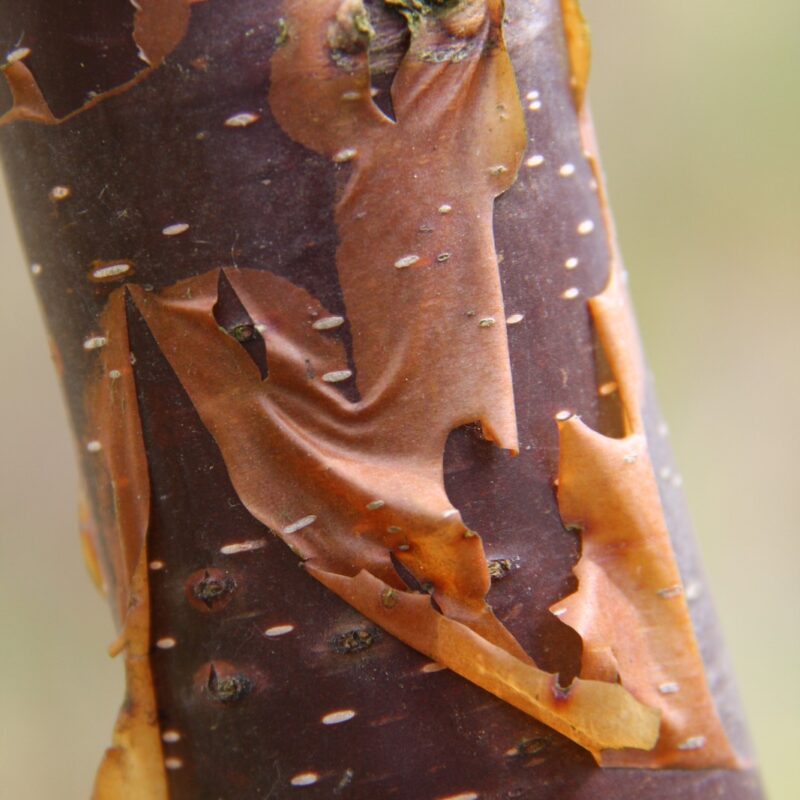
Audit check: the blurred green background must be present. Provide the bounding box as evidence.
[0,1,797,797]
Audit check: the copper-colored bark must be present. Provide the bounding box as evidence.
[0,0,763,797]
[0,0,207,127]
[85,0,661,760]
[560,0,591,108]
[554,266,738,766]
[541,58,738,761]
[85,288,165,798]
[132,1,208,68]
[93,266,659,759]
[0,61,57,125]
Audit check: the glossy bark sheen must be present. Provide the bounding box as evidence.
[0,0,762,798]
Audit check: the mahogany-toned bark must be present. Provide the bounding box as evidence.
[0,0,763,798]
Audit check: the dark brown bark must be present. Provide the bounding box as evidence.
[0,1,763,798]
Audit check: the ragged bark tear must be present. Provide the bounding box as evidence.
[551,270,739,770]
[213,270,270,380]
[0,0,207,127]
[560,0,591,110]
[77,0,741,776]
[549,4,740,765]
[551,269,739,768]
[86,0,662,762]
[86,292,167,799]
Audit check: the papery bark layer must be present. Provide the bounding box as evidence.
[0,0,762,797]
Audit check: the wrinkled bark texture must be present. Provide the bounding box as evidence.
[0,1,763,798]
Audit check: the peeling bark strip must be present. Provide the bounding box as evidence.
[0,0,762,796]
[550,2,739,770]
[80,0,724,767]
[554,268,738,767]
[268,0,528,658]
[105,267,659,760]
[264,0,732,767]
[0,0,207,126]
[85,291,166,798]
[552,217,738,766]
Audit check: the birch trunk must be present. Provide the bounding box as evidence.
[0,1,763,798]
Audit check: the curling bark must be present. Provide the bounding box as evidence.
[0,1,763,798]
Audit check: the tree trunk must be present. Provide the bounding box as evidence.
[0,1,763,798]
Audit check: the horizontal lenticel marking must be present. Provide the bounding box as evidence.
[312,316,345,331]
[290,772,319,787]
[264,624,295,638]
[283,515,317,534]
[219,539,267,555]
[322,370,352,383]
[321,709,356,725]
[224,111,260,127]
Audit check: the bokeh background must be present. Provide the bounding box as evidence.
[0,1,797,797]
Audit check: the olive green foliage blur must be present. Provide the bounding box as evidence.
[1,2,798,797]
